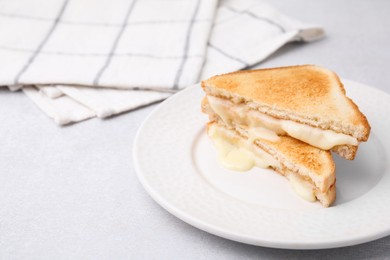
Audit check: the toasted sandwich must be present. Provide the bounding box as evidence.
[206,120,336,207]
[201,65,370,160]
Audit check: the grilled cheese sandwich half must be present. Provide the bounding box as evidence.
[207,121,336,207]
[202,65,370,160]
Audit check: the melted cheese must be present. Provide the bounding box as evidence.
[207,96,358,149]
[248,127,280,143]
[209,125,279,171]
[288,174,316,202]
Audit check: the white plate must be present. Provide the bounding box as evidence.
[133,79,390,249]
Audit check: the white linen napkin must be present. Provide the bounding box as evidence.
[0,0,324,125]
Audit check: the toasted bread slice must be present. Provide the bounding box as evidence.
[207,121,336,207]
[201,65,370,160]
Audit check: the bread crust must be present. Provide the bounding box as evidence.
[332,145,358,160]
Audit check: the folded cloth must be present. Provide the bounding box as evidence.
[0,0,324,125]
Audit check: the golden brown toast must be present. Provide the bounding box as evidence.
[208,121,336,207]
[201,65,370,159]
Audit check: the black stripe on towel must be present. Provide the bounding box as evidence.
[93,0,138,85]
[208,43,249,66]
[172,0,201,90]
[14,0,70,84]
[224,6,286,33]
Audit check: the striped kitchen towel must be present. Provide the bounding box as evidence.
[0,0,324,125]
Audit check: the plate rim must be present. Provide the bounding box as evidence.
[133,79,390,249]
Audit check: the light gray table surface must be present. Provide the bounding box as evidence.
[1,0,390,259]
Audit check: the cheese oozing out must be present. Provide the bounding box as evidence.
[208,124,279,171]
[287,174,316,202]
[208,124,318,202]
[207,96,358,150]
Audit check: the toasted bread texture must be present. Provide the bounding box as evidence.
[332,145,358,160]
[202,65,370,142]
[208,121,336,207]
